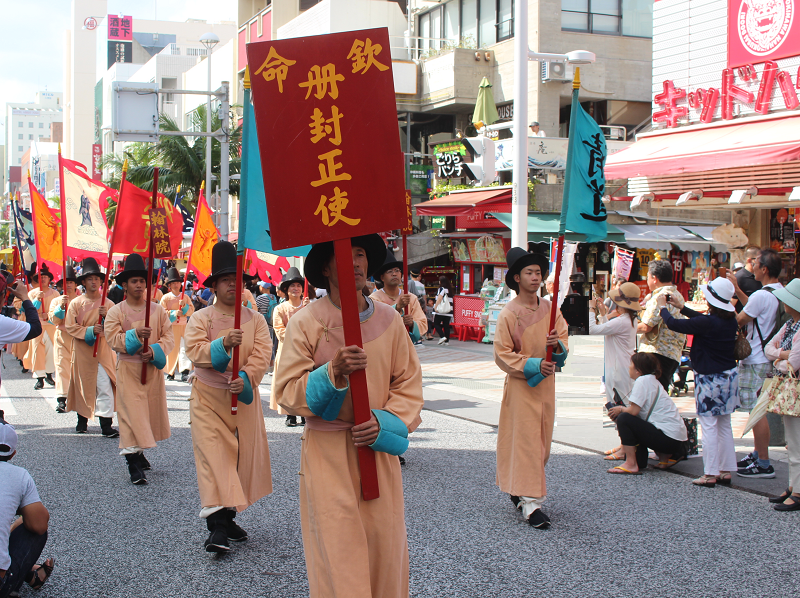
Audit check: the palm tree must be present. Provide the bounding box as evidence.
[99,104,241,225]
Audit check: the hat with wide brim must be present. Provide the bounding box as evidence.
[76,257,107,285]
[608,282,644,312]
[33,265,54,283]
[505,247,550,293]
[204,241,256,287]
[165,267,182,285]
[373,246,403,280]
[772,278,800,315]
[115,254,148,285]
[304,234,386,290]
[700,277,736,312]
[279,267,305,294]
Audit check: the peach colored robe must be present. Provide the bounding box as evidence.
[274,297,423,598]
[105,301,174,450]
[65,295,117,419]
[369,289,428,336]
[185,306,272,511]
[28,287,59,372]
[494,298,569,498]
[241,288,256,310]
[11,298,31,368]
[160,291,195,376]
[49,292,77,396]
[269,300,305,413]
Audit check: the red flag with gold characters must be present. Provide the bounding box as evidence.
[28,176,63,280]
[111,183,183,257]
[244,249,290,286]
[186,191,218,284]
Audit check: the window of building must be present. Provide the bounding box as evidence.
[621,0,652,37]
[18,134,22,140]
[562,0,651,37]
[418,0,512,51]
[18,121,22,127]
[39,122,44,128]
[299,0,321,10]
[18,146,22,152]
[28,122,33,128]
[29,134,33,140]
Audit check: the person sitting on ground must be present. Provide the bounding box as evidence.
[0,419,54,597]
[606,353,688,475]
[658,277,740,487]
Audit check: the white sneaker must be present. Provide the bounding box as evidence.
[437,337,446,345]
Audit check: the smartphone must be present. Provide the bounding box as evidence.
[604,401,616,412]
[665,294,671,302]
[718,266,727,278]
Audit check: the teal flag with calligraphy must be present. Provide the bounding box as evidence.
[563,103,608,243]
[240,90,310,257]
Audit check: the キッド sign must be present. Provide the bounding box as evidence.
[246,29,407,250]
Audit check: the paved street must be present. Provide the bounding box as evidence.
[2,339,798,598]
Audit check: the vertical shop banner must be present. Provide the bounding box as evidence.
[728,0,800,68]
[246,28,406,249]
[92,145,103,180]
[107,15,133,41]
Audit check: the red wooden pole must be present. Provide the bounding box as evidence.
[333,238,379,501]
[141,167,158,384]
[229,252,244,415]
[57,150,68,304]
[402,235,410,327]
[545,234,565,362]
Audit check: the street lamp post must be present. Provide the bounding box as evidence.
[511,4,595,249]
[200,32,220,227]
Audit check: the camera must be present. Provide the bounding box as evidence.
[665,294,671,302]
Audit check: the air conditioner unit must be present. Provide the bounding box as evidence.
[541,61,568,82]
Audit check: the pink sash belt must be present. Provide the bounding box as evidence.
[191,367,232,390]
[304,416,353,432]
[117,353,142,363]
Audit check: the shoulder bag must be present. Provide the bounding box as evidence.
[733,327,752,361]
[435,291,452,315]
[765,365,800,417]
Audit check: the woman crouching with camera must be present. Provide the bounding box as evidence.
[607,353,688,475]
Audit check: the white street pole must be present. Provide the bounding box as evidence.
[511,0,529,250]
[220,82,230,242]
[206,54,213,220]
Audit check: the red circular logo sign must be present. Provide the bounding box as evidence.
[84,17,98,30]
[738,0,794,55]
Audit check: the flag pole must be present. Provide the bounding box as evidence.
[142,167,159,384]
[27,171,47,323]
[95,159,129,358]
[546,68,580,362]
[180,181,204,301]
[57,146,68,292]
[402,234,410,326]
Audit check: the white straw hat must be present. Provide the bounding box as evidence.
[701,277,735,312]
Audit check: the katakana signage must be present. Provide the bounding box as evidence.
[246,28,406,250]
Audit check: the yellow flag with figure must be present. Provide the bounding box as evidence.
[186,189,218,284]
[28,175,63,280]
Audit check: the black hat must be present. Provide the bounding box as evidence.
[77,258,106,284]
[505,247,549,293]
[279,267,304,294]
[64,265,77,282]
[373,246,403,280]
[115,254,148,285]
[165,267,182,285]
[204,241,255,287]
[304,234,386,290]
[33,264,53,283]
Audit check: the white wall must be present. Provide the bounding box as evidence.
[182,40,236,116]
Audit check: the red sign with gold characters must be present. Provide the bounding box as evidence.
[728,0,800,68]
[246,28,406,250]
[401,189,413,235]
[148,208,173,259]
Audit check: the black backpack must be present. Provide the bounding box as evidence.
[753,286,791,349]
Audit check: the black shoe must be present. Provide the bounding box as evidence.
[737,452,757,469]
[285,415,298,427]
[527,509,551,529]
[44,373,55,387]
[181,370,190,382]
[225,510,248,542]
[166,373,175,381]
[510,495,521,508]
[138,453,151,471]
[99,417,119,438]
[55,398,66,413]
[398,455,406,465]
[204,511,230,553]
[125,454,147,485]
[736,462,776,478]
[773,496,800,511]
[770,489,793,504]
[76,415,88,434]
[34,378,44,390]
[21,368,29,374]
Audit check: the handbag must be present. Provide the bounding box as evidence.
[733,328,752,361]
[765,366,800,417]
[435,292,452,315]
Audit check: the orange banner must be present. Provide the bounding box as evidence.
[187,193,218,284]
[29,177,63,280]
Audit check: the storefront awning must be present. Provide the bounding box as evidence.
[415,188,511,216]
[613,224,721,251]
[605,115,800,179]
[489,212,626,243]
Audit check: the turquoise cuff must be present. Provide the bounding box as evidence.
[369,409,409,455]
[150,343,167,370]
[85,327,96,347]
[409,322,421,344]
[53,307,66,320]
[237,371,253,405]
[181,304,190,315]
[524,358,546,388]
[32,300,41,310]
[210,337,231,373]
[17,307,23,315]
[552,341,568,368]
[169,310,178,323]
[125,329,143,355]
[246,300,253,309]
[306,363,348,421]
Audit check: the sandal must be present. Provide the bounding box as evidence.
[769,488,793,504]
[27,557,54,590]
[654,456,685,470]
[716,473,732,485]
[692,475,716,488]
[607,466,642,475]
[603,452,624,461]
[604,445,622,455]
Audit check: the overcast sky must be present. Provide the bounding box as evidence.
[0,0,236,145]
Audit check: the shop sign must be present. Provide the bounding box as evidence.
[455,205,510,230]
[107,41,132,69]
[431,215,446,229]
[497,103,513,120]
[433,141,466,178]
[451,237,506,263]
[107,15,133,41]
[409,164,432,196]
[91,144,102,180]
[728,0,799,68]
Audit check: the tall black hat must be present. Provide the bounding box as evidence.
[279,267,305,294]
[165,267,182,285]
[204,241,255,287]
[304,234,386,290]
[373,246,403,280]
[505,247,550,293]
[115,254,148,285]
[77,258,106,285]
[64,265,77,282]
[33,264,53,283]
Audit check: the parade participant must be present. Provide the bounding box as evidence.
[184,241,272,553]
[494,247,568,529]
[160,267,194,382]
[107,274,124,304]
[11,296,33,374]
[104,255,174,485]
[370,246,427,344]
[274,234,423,598]
[48,266,78,413]
[18,271,39,374]
[271,267,309,426]
[65,258,118,437]
[28,266,58,390]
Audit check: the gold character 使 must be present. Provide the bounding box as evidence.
[314,187,360,227]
